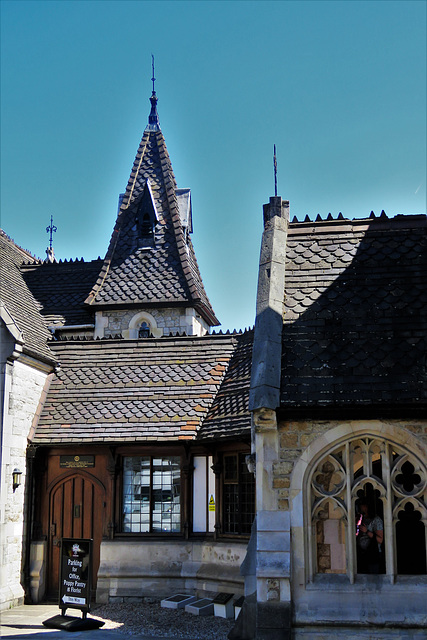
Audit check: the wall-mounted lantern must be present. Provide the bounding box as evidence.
[12,468,22,491]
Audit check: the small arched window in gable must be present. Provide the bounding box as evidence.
[138,322,151,339]
[125,311,161,340]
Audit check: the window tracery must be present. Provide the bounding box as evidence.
[307,435,426,582]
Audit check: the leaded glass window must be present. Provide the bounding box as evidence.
[223,453,255,535]
[123,456,181,533]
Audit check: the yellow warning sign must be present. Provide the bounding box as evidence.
[208,495,215,512]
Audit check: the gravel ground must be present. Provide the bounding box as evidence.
[90,601,235,640]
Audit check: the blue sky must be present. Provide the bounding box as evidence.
[1,0,426,331]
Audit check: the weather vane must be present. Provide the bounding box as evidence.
[46,215,57,250]
[273,144,278,197]
[151,54,156,94]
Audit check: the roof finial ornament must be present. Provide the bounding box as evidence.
[45,214,57,263]
[146,54,160,131]
[273,144,278,197]
[151,54,156,94]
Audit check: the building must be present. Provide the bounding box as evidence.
[0,232,57,608]
[1,89,254,609]
[1,89,426,640]
[247,196,427,639]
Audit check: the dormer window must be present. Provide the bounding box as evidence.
[136,180,158,244]
[138,322,151,339]
[139,213,153,237]
[124,311,162,339]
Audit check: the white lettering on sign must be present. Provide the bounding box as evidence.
[68,559,82,567]
[62,595,85,605]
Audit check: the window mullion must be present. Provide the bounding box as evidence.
[149,457,153,533]
[383,441,395,583]
[345,442,355,584]
[307,475,314,582]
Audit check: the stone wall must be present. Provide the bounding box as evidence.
[250,415,427,637]
[293,626,427,640]
[274,418,427,511]
[98,307,209,339]
[286,419,427,634]
[96,539,247,603]
[0,356,49,610]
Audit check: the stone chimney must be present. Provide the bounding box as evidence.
[245,195,291,640]
[249,196,289,411]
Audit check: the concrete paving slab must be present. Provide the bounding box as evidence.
[0,605,184,640]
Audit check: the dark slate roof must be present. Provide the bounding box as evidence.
[85,100,219,327]
[32,333,251,445]
[281,213,427,410]
[0,230,56,364]
[198,330,253,441]
[21,258,103,327]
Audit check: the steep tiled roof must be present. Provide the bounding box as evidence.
[281,214,427,409]
[0,230,56,364]
[21,258,102,327]
[32,333,250,444]
[85,99,218,327]
[198,330,253,441]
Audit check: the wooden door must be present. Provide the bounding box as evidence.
[48,473,106,597]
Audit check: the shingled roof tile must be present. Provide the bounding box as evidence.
[21,258,103,328]
[82,108,219,327]
[282,215,427,409]
[32,333,251,445]
[0,231,57,364]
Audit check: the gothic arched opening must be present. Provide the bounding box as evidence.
[396,503,427,575]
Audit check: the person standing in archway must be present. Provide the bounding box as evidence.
[356,498,384,574]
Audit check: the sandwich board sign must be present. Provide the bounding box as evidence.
[59,538,92,616]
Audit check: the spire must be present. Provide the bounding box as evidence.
[84,82,219,328]
[146,55,160,132]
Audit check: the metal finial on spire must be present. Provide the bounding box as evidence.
[46,215,57,263]
[273,145,278,197]
[146,55,160,131]
[46,215,57,250]
[151,54,156,95]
